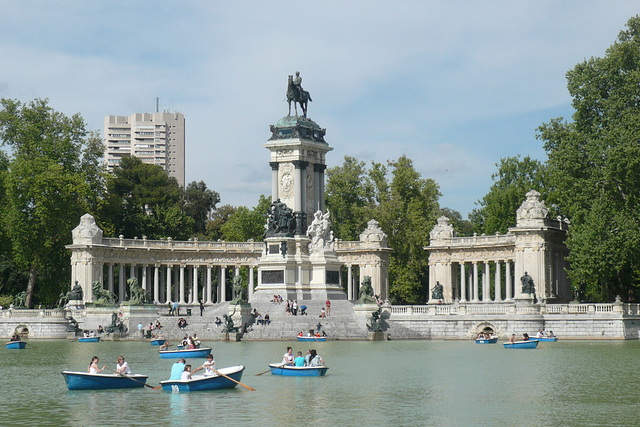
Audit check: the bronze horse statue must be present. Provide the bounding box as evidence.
[287,75,312,117]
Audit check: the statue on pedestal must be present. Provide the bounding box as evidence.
[264,199,296,238]
[307,210,335,254]
[521,272,535,294]
[68,281,83,301]
[230,276,247,305]
[287,71,312,117]
[431,281,444,300]
[358,276,376,304]
[92,282,117,306]
[125,278,151,305]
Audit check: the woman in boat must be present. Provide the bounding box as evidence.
[160,339,170,350]
[308,349,325,367]
[116,355,131,375]
[187,337,196,350]
[522,333,530,341]
[10,334,20,342]
[282,347,295,365]
[193,354,215,377]
[89,356,106,374]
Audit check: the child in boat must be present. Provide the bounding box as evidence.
[181,365,192,381]
[294,351,305,367]
[193,354,215,377]
[89,356,106,374]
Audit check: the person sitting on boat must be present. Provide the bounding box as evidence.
[522,333,530,341]
[181,334,189,348]
[187,338,196,350]
[308,349,325,367]
[548,330,555,338]
[306,330,313,337]
[298,331,303,337]
[193,354,216,377]
[282,347,295,365]
[181,365,192,381]
[116,355,131,375]
[295,351,305,367]
[536,329,544,338]
[89,331,96,337]
[10,334,20,342]
[160,340,170,350]
[509,334,517,343]
[89,356,106,374]
[305,349,311,365]
[192,333,200,347]
[170,358,187,380]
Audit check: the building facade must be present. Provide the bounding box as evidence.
[104,112,185,187]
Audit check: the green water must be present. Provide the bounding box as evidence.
[1,339,640,426]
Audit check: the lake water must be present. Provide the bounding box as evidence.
[1,339,640,426]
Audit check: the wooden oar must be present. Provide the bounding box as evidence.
[25,342,38,349]
[255,364,284,376]
[213,368,255,391]
[105,367,161,390]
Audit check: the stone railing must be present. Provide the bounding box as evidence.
[0,309,66,318]
[102,237,265,252]
[389,302,634,316]
[430,233,516,248]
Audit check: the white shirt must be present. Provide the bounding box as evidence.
[203,360,215,376]
[117,361,131,374]
[181,371,191,381]
[283,352,294,365]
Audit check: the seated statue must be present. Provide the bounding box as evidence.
[358,276,376,304]
[521,272,535,294]
[431,281,444,300]
[68,281,84,301]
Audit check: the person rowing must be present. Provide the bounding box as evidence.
[193,354,215,377]
[116,355,131,375]
[89,356,106,374]
[282,347,295,366]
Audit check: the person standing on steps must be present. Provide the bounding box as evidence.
[326,299,331,316]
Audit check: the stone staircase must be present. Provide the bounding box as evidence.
[143,300,369,341]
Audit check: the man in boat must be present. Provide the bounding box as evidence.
[160,340,170,350]
[282,347,295,365]
[509,334,517,343]
[170,358,187,380]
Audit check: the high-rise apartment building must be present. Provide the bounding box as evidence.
[104,112,185,187]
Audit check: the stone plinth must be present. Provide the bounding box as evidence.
[369,331,389,341]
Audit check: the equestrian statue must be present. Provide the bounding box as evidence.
[287,71,312,117]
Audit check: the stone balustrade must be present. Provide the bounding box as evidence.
[0,309,66,318]
[389,302,632,317]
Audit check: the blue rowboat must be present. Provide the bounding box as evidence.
[269,364,328,377]
[533,337,558,342]
[475,337,498,344]
[503,340,539,349]
[160,365,245,392]
[6,341,27,349]
[297,336,327,342]
[150,339,167,346]
[159,347,212,359]
[61,371,148,390]
[78,337,101,343]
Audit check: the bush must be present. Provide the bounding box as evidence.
[0,295,14,307]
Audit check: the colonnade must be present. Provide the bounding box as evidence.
[102,262,255,305]
[454,260,515,303]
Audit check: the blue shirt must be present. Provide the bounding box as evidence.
[170,362,185,380]
[294,356,305,367]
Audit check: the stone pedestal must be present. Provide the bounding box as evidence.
[230,302,253,334]
[514,294,535,305]
[369,331,389,341]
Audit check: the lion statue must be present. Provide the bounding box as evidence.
[92,282,117,306]
[126,278,151,305]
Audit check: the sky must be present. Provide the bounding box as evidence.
[0,2,638,217]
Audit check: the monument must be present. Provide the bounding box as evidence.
[252,72,345,302]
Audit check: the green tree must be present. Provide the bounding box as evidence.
[184,180,220,236]
[538,16,640,301]
[325,156,376,240]
[374,156,441,304]
[99,156,193,239]
[0,98,102,307]
[221,195,271,242]
[469,156,549,234]
[205,204,237,241]
[440,207,474,237]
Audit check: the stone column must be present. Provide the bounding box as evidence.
[118,264,125,302]
[108,264,114,295]
[165,266,172,303]
[506,261,513,301]
[179,265,186,304]
[494,261,502,302]
[173,267,179,302]
[459,263,467,302]
[293,160,308,235]
[130,264,136,280]
[187,267,193,304]
[220,266,227,302]
[153,265,160,303]
[347,265,353,300]
[248,266,255,301]
[206,265,213,304]
[270,162,279,201]
[473,262,479,302]
[142,264,148,292]
[314,164,327,212]
[482,262,489,302]
[193,266,199,304]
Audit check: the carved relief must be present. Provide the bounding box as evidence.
[516,190,549,227]
[429,216,455,241]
